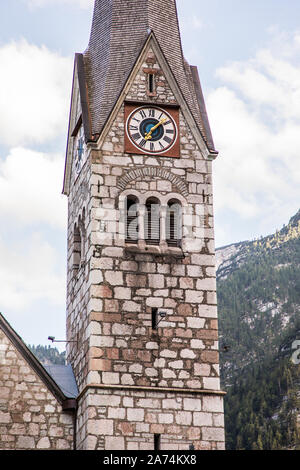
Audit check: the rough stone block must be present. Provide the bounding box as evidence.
[183,398,201,411]
[105,271,123,285]
[175,411,192,426]
[114,287,131,299]
[127,408,144,422]
[187,317,205,329]
[102,372,120,385]
[202,427,225,442]
[185,290,204,304]
[202,396,224,413]
[105,436,125,450]
[193,412,213,427]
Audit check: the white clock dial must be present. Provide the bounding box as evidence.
[126,106,177,154]
[74,125,87,175]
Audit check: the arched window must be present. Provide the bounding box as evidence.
[145,197,160,245]
[166,200,182,247]
[73,223,82,274]
[126,196,139,244]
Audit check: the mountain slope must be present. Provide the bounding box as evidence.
[217,210,300,449]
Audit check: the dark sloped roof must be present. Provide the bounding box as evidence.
[0,313,78,409]
[44,364,78,399]
[82,0,216,152]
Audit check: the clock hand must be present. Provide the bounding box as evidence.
[145,118,167,140]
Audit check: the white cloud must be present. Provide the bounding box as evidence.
[25,0,93,9]
[207,31,300,233]
[179,13,206,33]
[190,15,204,31]
[0,232,65,311]
[0,146,67,315]
[0,147,67,229]
[0,39,73,146]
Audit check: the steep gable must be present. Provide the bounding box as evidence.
[63,54,92,195]
[83,0,216,151]
[96,35,214,161]
[0,314,76,450]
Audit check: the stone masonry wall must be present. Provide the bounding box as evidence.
[0,329,74,450]
[66,102,218,392]
[76,387,225,450]
[66,44,224,449]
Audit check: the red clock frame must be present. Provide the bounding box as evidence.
[124,103,180,158]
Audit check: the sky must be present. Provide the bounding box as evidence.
[0,0,300,347]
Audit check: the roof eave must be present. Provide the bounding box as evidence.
[63,54,93,196]
[0,313,77,410]
[189,65,217,156]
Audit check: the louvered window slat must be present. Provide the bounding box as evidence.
[145,201,160,245]
[167,203,182,247]
[126,198,139,243]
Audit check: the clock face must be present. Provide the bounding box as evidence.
[126,106,178,155]
[74,125,87,175]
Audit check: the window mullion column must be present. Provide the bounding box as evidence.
[160,204,168,249]
[138,203,146,249]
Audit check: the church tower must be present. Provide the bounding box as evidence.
[63,0,225,450]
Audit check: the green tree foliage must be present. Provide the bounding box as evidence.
[224,357,300,450]
[28,344,66,365]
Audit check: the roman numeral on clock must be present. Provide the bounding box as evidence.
[148,109,155,118]
[132,133,141,141]
[163,136,172,144]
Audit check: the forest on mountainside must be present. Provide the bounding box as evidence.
[217,210,300,449]
[28,344,66,366]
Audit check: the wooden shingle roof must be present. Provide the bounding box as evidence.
[82,0,216,153]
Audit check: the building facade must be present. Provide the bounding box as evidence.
[63,0,225,450]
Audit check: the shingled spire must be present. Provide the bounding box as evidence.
[83,0,216,151]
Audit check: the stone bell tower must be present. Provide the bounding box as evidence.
[63,0,225,450]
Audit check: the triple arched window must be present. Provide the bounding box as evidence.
[125,196,182,247]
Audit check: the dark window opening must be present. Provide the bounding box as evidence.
[166,200,182,247]
[154,434,161,451]
[151,308,158,330]
[126,197,139,244]
[148,73,155,94]
[145,198,160,245]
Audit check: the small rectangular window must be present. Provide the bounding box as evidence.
[152,308,158,330]
[154,434,161,451]
[148,73,155,94]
